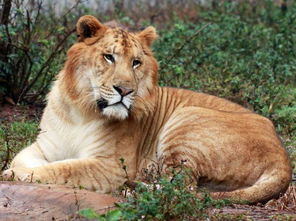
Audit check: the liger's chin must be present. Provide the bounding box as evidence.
[101,104,130,120]
[96,96,134,120]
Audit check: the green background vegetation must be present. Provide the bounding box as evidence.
[0,0,295,220]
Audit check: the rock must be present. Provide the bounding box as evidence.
[0,181,122,220]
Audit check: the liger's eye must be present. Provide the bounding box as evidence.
[103,54,115,63]
[132,59,141,69]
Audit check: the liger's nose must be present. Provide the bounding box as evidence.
[113,86,134,96]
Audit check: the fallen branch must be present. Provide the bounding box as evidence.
[163,22,211,70]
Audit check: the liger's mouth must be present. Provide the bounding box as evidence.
[110,102,129,110]
[96,98,108,110]
[96,98,130,110]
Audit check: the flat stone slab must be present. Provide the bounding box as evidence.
[0,181,121,220]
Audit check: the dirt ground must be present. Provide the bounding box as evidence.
[0,104,43,123]
[210,184,296,220]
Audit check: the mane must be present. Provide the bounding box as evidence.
[57,32,159,121]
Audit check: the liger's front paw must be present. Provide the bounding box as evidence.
[2,167,41,183]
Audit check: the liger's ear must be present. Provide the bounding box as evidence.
[137,26,158,47]
[76,15,107,42]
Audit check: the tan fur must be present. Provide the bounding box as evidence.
[3,15,291,203]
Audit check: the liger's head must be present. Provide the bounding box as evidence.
[62,15,158,120]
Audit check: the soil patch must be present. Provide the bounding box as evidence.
[0,104,43,124]
[211,185,296,220]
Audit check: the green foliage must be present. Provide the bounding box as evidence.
[80,169,231,221]
[154,0,296,138]
[0,1,79,104]
[1,0,294,137]
[79,208,122,221]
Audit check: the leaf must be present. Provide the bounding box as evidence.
[4,97,15,105]
[57,26,65,32]
[105,209,122,221]
[79,208,101,219]
[37,39,49,45]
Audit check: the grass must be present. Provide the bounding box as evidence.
[0,121,39,171]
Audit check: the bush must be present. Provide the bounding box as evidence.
[79,167,231,221]
[0,0,81,104]
[153,0,296,137]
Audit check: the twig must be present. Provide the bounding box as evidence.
[43,0,83,40]
[0,0,12,25]
[1,127,11,171]
[19,9,35,96]
[33,1,43,25]
[74,190,80,213]
[8,43,33,65]
[165,23,210,66]
[17,27,76,103]
[62,0,86,18]
[161,23,211,84]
